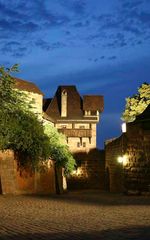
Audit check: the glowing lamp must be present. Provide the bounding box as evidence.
[121,123,126,133]
[117,155,128,165]
[117,156,124,163]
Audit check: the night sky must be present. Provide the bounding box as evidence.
[0,0,150,148]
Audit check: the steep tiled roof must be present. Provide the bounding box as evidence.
[83,95,104,112]
[43,112,54,123]
[44,85,104,121]
[43,98,52,111]
[44,86,83,120]
[14,78,44,95]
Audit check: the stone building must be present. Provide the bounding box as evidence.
[43,86,105,189]
[105,105,150,194]
[43,86,104,152]
[0,79,105,194]
[15,78,44,118]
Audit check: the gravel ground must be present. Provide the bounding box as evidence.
[0,190,150,240]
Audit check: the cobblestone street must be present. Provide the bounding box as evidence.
[0,190,150,240]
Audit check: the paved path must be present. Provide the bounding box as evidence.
[0,190,150,240]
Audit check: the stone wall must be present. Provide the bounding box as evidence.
[0,151,57,195]
[105,121,150,194]
[0,151,17,194]
[124,123,150,194]
[67,149,105,190]
[105,137,125,193]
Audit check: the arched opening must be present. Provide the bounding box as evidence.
[62,89,67,95]
[105,168,110,191]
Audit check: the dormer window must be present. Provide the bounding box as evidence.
[62,89,67,95]
[84,110,91,116]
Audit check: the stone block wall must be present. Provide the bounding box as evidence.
[67,149,105,190]
[105,122,150,194]
[105,137,124,193]
[124,123,150,193]
[0,151,57,195]
[0,151,17,194]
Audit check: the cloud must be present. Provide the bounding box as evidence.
[71,0,86,15]
[0,1,25,19]
[0,0,70,36]
[60,0,86,15]
[136,12,150,26]
[0,40,28,57]
[65,31,71,35]
[35,39,50,51]
[108,56,117,60]
[122,0,143,9]
[73,22,83,28]
[12,48,27,58]
[0,19,39,36]
[35,39,66,51]
[91,1,149,46]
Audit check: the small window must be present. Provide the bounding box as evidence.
[77,142,80,147]
[79,125,85,129]
[83,142,86,147]
[61,125,67,129]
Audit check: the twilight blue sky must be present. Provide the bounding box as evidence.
[0,0,150,148]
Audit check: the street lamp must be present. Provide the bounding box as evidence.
[121,122,126,133]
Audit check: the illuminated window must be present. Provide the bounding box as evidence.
[87,110,91,115]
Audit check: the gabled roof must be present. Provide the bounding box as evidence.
[14,78,44,95]
[44,85,104,121]
[83,95,104,112]
[44,86,83,120]
[43,98,52,111]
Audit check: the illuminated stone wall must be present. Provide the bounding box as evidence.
[21,90,43,119]
[105,121,150,194]
[0,151,57,195]
[67,149,105,190]
[0,150,17,194]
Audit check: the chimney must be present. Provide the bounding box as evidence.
[61,89,67,117]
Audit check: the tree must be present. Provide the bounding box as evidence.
[122,82,150,122]
[0,64,76,173]
[44,123,76,174]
